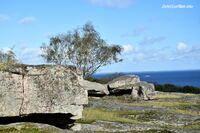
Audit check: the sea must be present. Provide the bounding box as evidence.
[93,70,200,88]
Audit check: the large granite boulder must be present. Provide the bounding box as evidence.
[107,75,140,94]
[79,79,109,96]
[131,82,156,100]
[106,75,155,100]
[0,65,88,128]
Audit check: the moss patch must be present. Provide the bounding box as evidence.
[0,124,49,133]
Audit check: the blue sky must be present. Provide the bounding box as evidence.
[0,0,200,73]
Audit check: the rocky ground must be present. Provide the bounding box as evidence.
[78,91,200,133]
[0,91,200,133]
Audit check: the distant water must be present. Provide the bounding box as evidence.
[93,70,200,88]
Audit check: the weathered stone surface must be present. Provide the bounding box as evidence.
[79,79,109,96]
[107,75,140,94]
[107,75,140,89]
[106,75,155,100]
[0,65,88,121]
[131,82,156,100]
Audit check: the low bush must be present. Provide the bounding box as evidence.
[155,84,200,94]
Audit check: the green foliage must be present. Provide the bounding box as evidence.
[41,22,123,78]
[155,84,200,94]
[0,63,9,71]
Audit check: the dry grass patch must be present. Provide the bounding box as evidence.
[155,94,182,99]
[77,107,140,124]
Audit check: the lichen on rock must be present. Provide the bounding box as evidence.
[0,64,88,129]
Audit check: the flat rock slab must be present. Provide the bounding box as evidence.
[107,75,140,89]
[79,79,109,96]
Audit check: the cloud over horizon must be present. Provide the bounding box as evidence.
[19,16,36,24]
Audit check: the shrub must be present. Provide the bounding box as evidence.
[155,84,200,94]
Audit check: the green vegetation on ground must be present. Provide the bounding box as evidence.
[0,123,51,133]
[155,84,200,94]
[78,93,200,131]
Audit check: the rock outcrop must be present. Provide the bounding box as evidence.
[131,82,156,100]
[79,79,109,96]
[107,75,155,100]
[0,65,88,128]
[107,75,140,94]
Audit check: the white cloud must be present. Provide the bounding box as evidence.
[121,42,200,64]
[0,15,9,22]
[17,47,44,64]
[19,16,36,24]
[87,0,134,8]
[177,42,187,51]
[133,26,148,36]
[122,26,148,37]
[122,44,135,53]
[139,36,166,45]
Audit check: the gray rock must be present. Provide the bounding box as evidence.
[0,65,88,127]
[107,75,140,93]
[87,100,165,112]
[106,75,155,100]
[131,82,156,100]
[108,75,140,88]
[79,79,109,96]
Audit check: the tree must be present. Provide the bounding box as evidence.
[41,22,123,78]
[0,48,18,64]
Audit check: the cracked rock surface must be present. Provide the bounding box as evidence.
[0,65,88,120]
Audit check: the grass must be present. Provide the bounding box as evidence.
[184,121,200,130]
[77,107,140,124]
[77,106,194,131]
[77,107,181,129]
[79,92,200,132]
[155,93,182,99]
[92,94,200,116]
